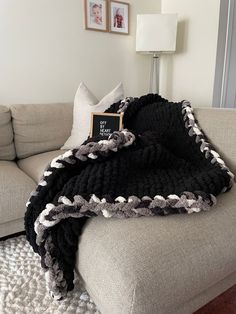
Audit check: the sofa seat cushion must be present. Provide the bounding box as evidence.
[76,186,236,314]
[0,161,35,224]
[17,150,66,183]
[0,105,16,160]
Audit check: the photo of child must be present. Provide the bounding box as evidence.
[85,0,107,32]
[113,8,125,29]
[90,3,102,25]
[110,1,129,34]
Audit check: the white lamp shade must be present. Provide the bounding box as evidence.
[136,14,178,53]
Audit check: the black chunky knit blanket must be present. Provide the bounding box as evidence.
[25,94,234,300]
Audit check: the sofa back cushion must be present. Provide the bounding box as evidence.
[11,103,73,159]
[195,108,236,175]
[0,105,16,160]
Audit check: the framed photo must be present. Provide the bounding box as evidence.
[90,112,123,137]
[84,0,108,32]
[109,1,129,35]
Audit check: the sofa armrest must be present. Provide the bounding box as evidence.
[194,108,236,176]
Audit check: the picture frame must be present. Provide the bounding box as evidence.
[109,1,129,35]
[84,0,108,32]
[90,112,123,137]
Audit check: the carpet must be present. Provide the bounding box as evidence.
[0,235,101,314]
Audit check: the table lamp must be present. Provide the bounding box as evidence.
[136,14,178,94]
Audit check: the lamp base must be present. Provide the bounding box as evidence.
[149,53,159,94]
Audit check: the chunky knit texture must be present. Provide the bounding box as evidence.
[25,94,234,300]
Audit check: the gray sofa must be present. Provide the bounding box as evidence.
[0,103,235,314]
[0,103,72,237]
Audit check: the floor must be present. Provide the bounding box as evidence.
[194,284,236,314]
[0,235,100,314]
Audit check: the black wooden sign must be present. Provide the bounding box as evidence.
[90,112,123,138]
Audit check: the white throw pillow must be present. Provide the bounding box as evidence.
[61,82,124,149]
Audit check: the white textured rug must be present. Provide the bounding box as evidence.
[0,235,101,314]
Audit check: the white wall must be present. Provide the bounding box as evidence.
[160,0,220,107]
[0,0,160,104]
